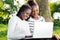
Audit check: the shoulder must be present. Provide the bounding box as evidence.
[9,16,19,23]
[40,16,45,19]
[28,17,34,22]
[39,16,45,22]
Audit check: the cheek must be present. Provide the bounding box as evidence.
[23,14,27,17]
[24,13,29,18]
[32,12,38,16]
[35,11,39,15]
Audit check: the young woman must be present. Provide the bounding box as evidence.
[27,1,60,40]
[7,5,32,40]
[27,1,45,36]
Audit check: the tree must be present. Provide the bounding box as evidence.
[36,0,52,22]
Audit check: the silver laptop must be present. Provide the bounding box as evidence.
[33,22,53,38]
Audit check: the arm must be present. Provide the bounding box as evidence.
[52,34,60,40]
[7,17,25,39]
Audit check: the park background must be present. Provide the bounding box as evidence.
[0,0,60,40]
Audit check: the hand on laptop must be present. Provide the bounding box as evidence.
[25,35,33,38]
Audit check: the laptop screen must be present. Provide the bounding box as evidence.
[33,22,53,38]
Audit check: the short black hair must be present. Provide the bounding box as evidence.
[17,5,31,17]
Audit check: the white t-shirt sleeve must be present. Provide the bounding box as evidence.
[7,17,25,39]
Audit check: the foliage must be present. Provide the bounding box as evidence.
[54,19,60,27]
[0,17,3,24]
[50,2,60,17]
[0,12,9,24]
[0,0,21,24]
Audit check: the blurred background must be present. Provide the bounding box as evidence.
[0,0,60,40]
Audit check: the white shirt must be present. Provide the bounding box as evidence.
[28,16,45,35]
[28,16,45,22]
[7,16,31,40]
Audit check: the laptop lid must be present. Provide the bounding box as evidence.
[33,22,53,38]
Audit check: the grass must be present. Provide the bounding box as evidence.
[0,24,7,40]
[0,24,60,40]
[53,26,60,36]
[0,36,7,40]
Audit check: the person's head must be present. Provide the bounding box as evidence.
[28,1,39,18]
[17,5,31,20]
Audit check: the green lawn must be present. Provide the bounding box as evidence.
[0,24,60,40]
[0,24,7,40]
[53,26,60,36]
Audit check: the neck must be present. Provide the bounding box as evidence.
[32,16,39,20]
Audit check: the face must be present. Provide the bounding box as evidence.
[31,5,39,18]
[21,9,31,20]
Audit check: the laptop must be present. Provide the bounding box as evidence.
[33,22,53,38]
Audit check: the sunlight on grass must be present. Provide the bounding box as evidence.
[0,24,7,32]
[0,27,7,31]
[0,36,7,40]
[0,24,7,40]
[53,27,60,36]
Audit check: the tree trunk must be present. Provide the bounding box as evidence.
[36,0,52,22]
